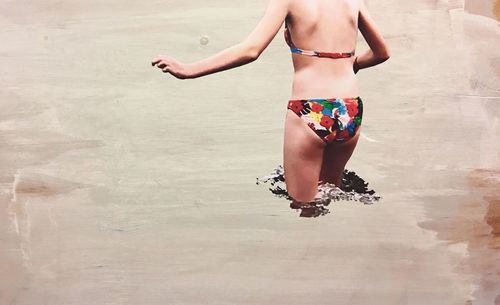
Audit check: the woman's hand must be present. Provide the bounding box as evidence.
[353,56,360,74]
[151,55,193,80]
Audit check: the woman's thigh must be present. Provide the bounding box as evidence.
[283,109,326,202]
[319,127,361,186]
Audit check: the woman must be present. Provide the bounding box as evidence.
[152,0,390,203]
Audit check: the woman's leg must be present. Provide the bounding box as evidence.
[283,109,326,202]
[319,127,361,187]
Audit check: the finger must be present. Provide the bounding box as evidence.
[157,61,167,69]
[151,57,163,66]
[162,66,171,73]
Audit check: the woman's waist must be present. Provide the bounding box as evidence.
[293,64,357,80]
[290,72,360,100]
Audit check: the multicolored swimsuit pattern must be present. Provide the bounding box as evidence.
[284,20,361,144]
[287,97,363,144]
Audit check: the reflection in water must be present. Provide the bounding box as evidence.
[256,165,381,217]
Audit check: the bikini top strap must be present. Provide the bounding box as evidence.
[284,18,355,58]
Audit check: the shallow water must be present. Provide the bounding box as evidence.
[256,165,382,217]
[1,0,499,304]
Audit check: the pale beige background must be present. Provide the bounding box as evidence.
[1,0,499,304]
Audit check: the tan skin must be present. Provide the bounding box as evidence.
[152,0,390,203]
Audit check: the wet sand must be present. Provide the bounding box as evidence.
[1,0,499,304]
[465,0,500,21]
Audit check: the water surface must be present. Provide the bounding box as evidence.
[1,0,499,304]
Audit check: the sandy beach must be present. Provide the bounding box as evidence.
[1,0,499,304]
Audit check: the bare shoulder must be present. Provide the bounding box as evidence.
[279,0,292,12]
[357,0,391,58]
[242,0,291,57]
[273,0,291,8]
[269,0,292,14]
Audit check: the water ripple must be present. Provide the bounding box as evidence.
[256,165,382,217]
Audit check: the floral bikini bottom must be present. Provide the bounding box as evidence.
[287,96,363,144]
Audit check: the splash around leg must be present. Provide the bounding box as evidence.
[256,165,382,217]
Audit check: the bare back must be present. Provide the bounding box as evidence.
[286,0,360,99]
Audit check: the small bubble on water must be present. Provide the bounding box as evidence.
[200,35,209,45]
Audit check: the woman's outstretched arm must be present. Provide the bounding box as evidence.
[354,0,391,73]
[152,0,289,79]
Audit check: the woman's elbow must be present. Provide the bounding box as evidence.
[247,46,261,61]
[248,51,260,61]
[240,41,261,61]
[378,48,391,61]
